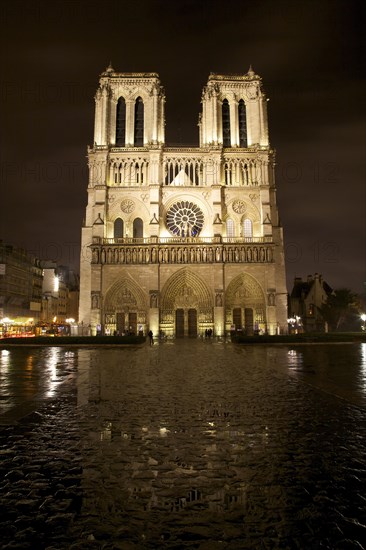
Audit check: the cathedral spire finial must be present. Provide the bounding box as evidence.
[106,62,114,73]
[247,65,255,77]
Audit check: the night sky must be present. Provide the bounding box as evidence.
[0,0,365,294]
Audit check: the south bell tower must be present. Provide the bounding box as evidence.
[79,65,287,336]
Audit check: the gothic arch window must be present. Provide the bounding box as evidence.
[242,163,249,185]
[133,217,143,238]
[225,162,232,185]
[222,99,231,147]
[226,218,235,238]
[134,97,144,146]
[114,218,123,239]
[238,99,247,147]
[116,97,126,147]
[243,218,252,239]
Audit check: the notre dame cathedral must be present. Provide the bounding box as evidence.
[79,65,287,337]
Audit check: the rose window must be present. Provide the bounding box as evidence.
[166,201,204,237]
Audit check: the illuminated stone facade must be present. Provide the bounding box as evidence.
[79,65,287,336]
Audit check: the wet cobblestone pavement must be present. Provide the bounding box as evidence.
[1,341,366,549]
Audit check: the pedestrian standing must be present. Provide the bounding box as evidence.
[148,330,154,346]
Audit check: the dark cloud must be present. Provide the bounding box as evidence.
[0,0,364,292]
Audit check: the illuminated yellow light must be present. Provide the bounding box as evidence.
[2,318,13,324]
[54,276,59,292]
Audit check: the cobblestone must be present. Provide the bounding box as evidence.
[0,341,365,548]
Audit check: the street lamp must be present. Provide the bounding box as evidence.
[287,317,296,334]
[287,316,302,334]
[361,313,366,331]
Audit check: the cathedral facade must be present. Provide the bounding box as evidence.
[79,65,287,337]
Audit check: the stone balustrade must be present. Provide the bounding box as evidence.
[90,237,274,265]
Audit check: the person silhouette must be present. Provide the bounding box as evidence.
[148,330,154,346]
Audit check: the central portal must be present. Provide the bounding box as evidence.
[116,312,137,335]
[175,308,198,337]
[160,268,214,339]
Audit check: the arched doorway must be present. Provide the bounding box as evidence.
[160,268,213,338]
[226,274,266,335]
[103,278,147,335]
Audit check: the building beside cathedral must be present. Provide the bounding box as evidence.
[79,65,287,337]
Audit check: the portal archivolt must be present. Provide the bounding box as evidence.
[103,277,147,334]
[161,268,213,311]
[225,273,266,332]
[160,268,213,336]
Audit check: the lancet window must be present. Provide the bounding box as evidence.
[112,159,149,186]
[164,158,201,185]
[238,99,247,147]
[222,99,231,147]
[116,97,126,147]
[221,158,262,186]
[224,162,232,185]
[114,218,124,239]
[226,218,235,238]
[133,217,143,238]
[243,218,253,239]
[134,97,144,146]
[242,162,249,185]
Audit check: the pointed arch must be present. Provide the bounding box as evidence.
[134,96,144,146]
[242,218,252,239]
[116,97,126,146]
[222,99,231,147]
[104,277,147,313]
[226,273,265,309]
[133,217,143,238]
[226,218,235,238]
[238,99,247,147]
[161,268,213,311]
[114,218,123,238]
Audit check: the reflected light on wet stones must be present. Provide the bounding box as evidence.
[287,348,303,371]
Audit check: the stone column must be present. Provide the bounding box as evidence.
[214,306,224,336]
[149,290,159,336]
[100,87,109,146]
[201,100,206,146]
[125,100,135,146]
[212,95,218,145]
[152,88,158,143]
[94,89,102,145]
[109,98,117,145]
[259,96,269,147]
[230,100,239,147]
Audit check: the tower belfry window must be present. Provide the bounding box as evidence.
[222,99,231,147]
[114,218,123,239]
[238,99,247,147]
[134,97,144,147]
[133,217,143,238]
[116,97,126,147]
